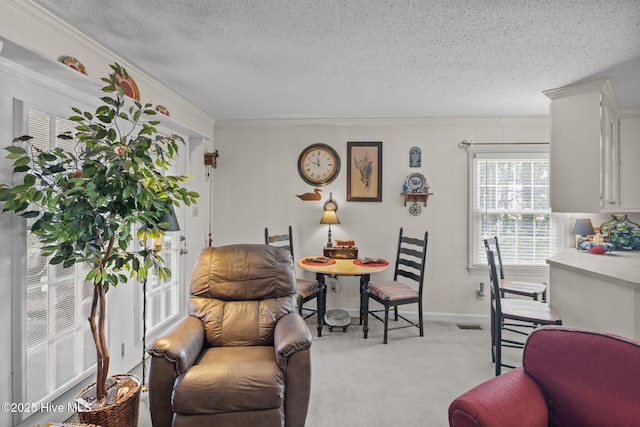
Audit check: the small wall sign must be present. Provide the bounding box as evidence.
[409,146,421,167]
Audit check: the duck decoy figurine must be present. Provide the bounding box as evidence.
[296,188,323,201]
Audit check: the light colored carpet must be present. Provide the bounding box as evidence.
[304,318,497,427]
[89,317,524,426]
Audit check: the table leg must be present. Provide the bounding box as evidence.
[359,276,364,325]
[316,272,325,337]
[362,274,370,339]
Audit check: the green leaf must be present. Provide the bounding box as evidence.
[6,145,27,155]
[14,157,31,167]
[86,268,100,281]
[50,255,65,265]
[0,187,12,201]
[96,105,110,115]
[20,211,40,218]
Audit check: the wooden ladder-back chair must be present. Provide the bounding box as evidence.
[484,236,547,302]
[486,249,562,376]
[367,228,428,344]
[265,226,318,319]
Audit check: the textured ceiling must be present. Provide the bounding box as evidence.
[32,0,640,120]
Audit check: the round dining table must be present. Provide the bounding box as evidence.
[297,257,390,337]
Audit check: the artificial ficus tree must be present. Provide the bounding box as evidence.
[0,63,199,403]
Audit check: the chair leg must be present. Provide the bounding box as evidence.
[418,300,424,337]
[495,315,502,376]
[394,306,398,321]
[383,304,389,344]
[297,295,303,316]
[490,304,495,363]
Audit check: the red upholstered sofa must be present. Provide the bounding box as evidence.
[448,326,640,427]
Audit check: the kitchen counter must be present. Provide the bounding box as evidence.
[546,249,640,340]
[546,250,640,290]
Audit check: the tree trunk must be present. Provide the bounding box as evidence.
[88,280,110,401]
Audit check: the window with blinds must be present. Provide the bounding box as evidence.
[140,133,182,337]
[470,151,555,269]
[144,236,179,334]
[23,109,95,406]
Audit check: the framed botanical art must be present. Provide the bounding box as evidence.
[347,141,382,202]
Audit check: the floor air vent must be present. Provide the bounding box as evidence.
[456,324,483,330]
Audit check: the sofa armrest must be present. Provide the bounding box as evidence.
[274,312,312,370]
[147,315,204,374]
[274,313,312,427]
[448,367,549,427]
[146,316,205,427]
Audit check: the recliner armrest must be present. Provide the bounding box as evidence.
[147,315,204,374]
[448,367,549,427]
[274,312,312,370]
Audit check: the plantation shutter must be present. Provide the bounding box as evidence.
[23,108,95,407]
[470,152,555,268]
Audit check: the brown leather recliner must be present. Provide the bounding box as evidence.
[147,244,313,427]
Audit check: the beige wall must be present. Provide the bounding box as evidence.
[212,118,551,320]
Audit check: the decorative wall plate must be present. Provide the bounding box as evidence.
[156,105,170,116]
[60,56,87,75]
[402,173,429,193]
[117,74,140,101]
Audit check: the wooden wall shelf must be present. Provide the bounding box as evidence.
[401,192,433,207]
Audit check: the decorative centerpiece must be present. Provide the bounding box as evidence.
[600,215,640,251]
[323,239,358,259]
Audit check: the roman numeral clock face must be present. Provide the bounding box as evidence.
[297,143,341,186]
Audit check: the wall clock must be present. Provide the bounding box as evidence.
[297,143,340,186]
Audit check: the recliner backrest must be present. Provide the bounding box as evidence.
[188,244,297,347]
[523,326,640,427]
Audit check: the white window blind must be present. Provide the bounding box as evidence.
[470,151,555,269]
[23,108,95,407]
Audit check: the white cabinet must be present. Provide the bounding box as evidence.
[618,116,640,211]
[544,79,619,213]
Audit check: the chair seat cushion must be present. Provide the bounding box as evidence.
[296,278,317,299]
[172,346,284,415]
[369,281,418,301]
[500,279,546,294]
[498,299,561,324]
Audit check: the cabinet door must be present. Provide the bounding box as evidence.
[550,91,601,212]
[619,117,640,211]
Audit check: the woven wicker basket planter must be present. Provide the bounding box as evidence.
[77,374,140,427]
